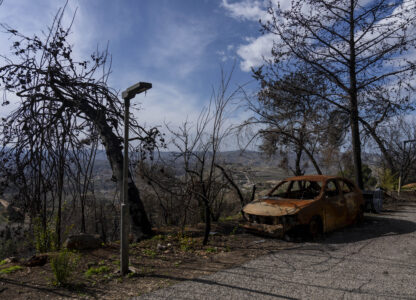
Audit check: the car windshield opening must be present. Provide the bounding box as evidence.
[268,180,323,200]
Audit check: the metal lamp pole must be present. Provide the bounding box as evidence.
[120,82,152,275]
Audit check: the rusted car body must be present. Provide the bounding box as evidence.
[240,175,364,237]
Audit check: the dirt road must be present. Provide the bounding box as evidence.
[137,203,416,299]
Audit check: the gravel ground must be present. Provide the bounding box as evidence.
[137,203,416,299]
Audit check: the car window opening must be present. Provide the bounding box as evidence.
[268,180,323,200]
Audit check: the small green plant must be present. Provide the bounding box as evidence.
[173,261,181,267]
[179,235,195,252]
[143,249,157,258]
[230,224,239,235]
[50,249,79,286]
[151,234,165,241]
[33,217,57,253]
[0,265,23,274]
[85,265,110,278]
[112,259,120,266]
[379,168,399,191]
[206,246,218,253]
[0,259,7,266]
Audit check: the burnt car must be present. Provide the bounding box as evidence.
[240,175,364,238]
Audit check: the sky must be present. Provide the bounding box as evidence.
[0,0,275,137]
[0,0,414,152]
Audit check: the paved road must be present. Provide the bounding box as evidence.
[137,203,416,299]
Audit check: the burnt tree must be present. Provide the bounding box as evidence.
[0,8,160,240]
[258,0,416,188]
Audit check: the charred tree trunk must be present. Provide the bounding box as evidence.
[349,1,364,190]
[74,99,152,240]
[215,164,246,207]
[294,147,303,176]
[202,201,211,246]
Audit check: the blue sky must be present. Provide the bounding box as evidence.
[0,0,275,130]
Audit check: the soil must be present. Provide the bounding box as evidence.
[0,219,295,299]
[0,193,411,300]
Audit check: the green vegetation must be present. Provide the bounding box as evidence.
[379,169,398,191]
[339,164,377,189]
[151,234,165,241]
[0,259,7,265]
[205,247,218,253]
[143,249,157,258]
[230,224,239,236]
[178,235,196,252]
[219,213,241,222]
[0,265,23,274]
[33,217,57,253]
[85,265,110,278]
[50,249,79,286]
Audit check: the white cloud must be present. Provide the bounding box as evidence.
[221,0,266,22]
[132,81,202,129]
[220,0,278,72]
[236,33,274,71]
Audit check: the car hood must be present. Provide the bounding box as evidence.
[243,198,315,216]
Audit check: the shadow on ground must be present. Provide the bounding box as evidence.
[321,213,416,244]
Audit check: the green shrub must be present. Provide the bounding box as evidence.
[143,249,157,258]
[33,217,56,253]
[85,265,110,278]
[205,246,217,253]
[50,249,79,286]
[151,234,165,241]
[179,235,195,252]
[380,169,398,191]
[0,265,23,274]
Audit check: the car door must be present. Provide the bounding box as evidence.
[323,179,347,231]
[338,179,359,224]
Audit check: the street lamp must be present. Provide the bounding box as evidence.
[120,82,152,275]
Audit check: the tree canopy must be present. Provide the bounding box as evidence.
[254,0,416,188]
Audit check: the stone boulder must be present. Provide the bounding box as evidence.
[64,233,102,250]
[24,254,48,267]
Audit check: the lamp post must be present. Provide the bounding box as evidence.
[120,82,152,275]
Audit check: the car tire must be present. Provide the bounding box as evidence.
[309,216,323,240]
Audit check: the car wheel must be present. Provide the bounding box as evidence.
[309,216,323,240]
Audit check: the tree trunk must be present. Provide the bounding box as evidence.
[78,101,152,241]
[202,202,211,246]
[349,0,364,190]
[215,164,246,207]
[294,148,303,176]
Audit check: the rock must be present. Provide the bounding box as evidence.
[128,266,140,274]
[64,233,102,250]
[24,254,48,267]
[157,243,167,251]
[4,257,18,263]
